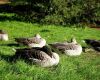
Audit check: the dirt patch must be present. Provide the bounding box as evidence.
[86,23,100,30]
[0,0,10,5]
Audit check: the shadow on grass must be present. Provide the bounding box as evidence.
[0,43,20,47]
[7,43,20,47]
[0,4,45,23]
[0,54,14,62]
[40,29,51,32]
[0,53,33,65]
[0,14,23,22]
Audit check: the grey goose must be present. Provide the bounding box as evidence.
[12,46,59,67]
[15,34,46,48]
[49,38,82,56]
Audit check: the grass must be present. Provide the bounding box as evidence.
[0,20,100,80]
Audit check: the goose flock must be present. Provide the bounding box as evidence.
[0,29,100,67]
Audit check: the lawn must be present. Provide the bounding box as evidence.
[0,20,100,80]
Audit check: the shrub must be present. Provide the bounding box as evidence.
[8,0,100,25]
[41,14,64,25]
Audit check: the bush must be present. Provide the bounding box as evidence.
[9,0,100,25]
[41,14,64,25]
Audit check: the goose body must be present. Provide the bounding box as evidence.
[84,39,100,52]
[13,46,59,67]
[0,30,8,41]
[49,38,82,56]
[15,34,46,48]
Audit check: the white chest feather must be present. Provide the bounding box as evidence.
[30,52,59,67]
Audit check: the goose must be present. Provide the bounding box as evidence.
[49,38,82,56]
[12,45,59,67]
[0,30,8,41]
[84,39,100,52]
[15,34,46,48]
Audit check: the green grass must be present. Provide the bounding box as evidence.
[0,20,100,80]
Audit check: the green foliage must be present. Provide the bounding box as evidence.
[5,0,100,25]
[41,14,64,25]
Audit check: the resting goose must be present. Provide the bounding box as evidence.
[13,46,59,67]
[49,38,82,56]
[0,30,8,41]
[15,34,46,48]
[84,39,100,52]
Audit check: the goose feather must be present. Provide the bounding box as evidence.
[13,46,59,67]
[15,34,46,48]
[49,38,82,56]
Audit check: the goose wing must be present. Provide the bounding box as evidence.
[29,37,42,44]
[15,38,30,45]
[64,44,80,50]
[32,46,53,57]
[84,39,100,47]
[15,37,41,45]
[49,43,67,48]
[49,43,80,50]
[49,43,67,52]
[15,48,51,60]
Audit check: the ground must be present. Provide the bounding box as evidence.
[0,14,100,80]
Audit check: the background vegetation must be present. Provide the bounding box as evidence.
[0,0,100,25]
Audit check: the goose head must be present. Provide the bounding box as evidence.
[71,37,77,44]
[0,30,5,34]
[42,45,53,57]
[34,34,41,39]
[43,45,60,66]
